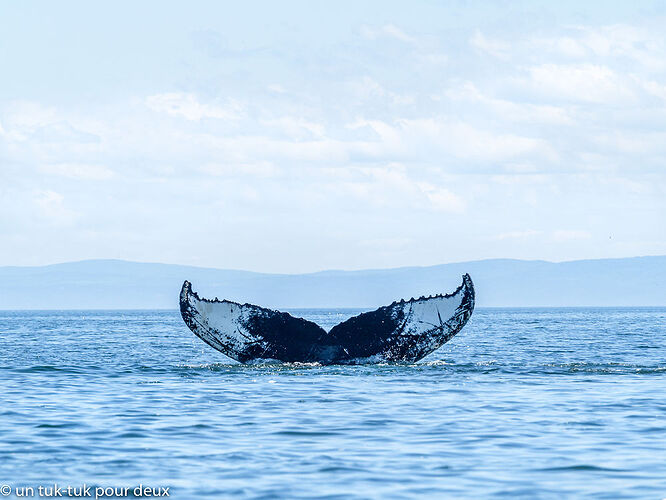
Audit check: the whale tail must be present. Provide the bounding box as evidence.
[179,274,475,364]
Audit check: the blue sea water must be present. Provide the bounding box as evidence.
[1,307,665,499]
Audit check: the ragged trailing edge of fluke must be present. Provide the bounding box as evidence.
[180,274,475,364]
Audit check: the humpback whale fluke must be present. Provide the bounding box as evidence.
[179,274,475,364]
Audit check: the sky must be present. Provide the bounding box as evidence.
[1,0,665,273]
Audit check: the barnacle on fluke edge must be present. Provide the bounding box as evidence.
[180,274,475,364]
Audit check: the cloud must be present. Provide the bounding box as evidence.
[2,13,665,270]
[497,230,543,240]
[549,25,665,70]
[472,24,666,70]
[322,164,466,214]
[39,163,114,180]
[353,117,550,164]
[417,182,466,213]
[31,122,100,144]
[34,190,79,225]
[445,82,573,124]
[552,230,592,242]
[526,63,633,103]
[360,24,415,43]
[470,30,511,58]
[640,79,666,101]
[199,161,280,178]
[146,93,240,121]
[346,76,415,105]
[496,230,593,243]
[1,100,57,129]
[267,84,286,94]
[0,101,99,144]
[260,116,326,139]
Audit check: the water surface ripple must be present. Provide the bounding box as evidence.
[1,308,665,498]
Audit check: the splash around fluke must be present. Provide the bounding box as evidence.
[180,274,475,364]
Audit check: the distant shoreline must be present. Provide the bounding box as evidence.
[1,256,665,309]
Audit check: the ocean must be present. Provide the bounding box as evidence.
[1,307,665,499]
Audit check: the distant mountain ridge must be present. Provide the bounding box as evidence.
[1,256,665,309]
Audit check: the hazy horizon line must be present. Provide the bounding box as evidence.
[2,254,664,276]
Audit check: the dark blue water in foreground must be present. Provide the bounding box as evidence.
[1,308,665,499]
